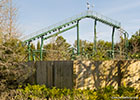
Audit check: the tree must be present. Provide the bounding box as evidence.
[0,33,2,44]
[115,36,126,59]
[128,29,140,59]
[0,0,7,33]
[44,36,71,60]
[0,0,18,38]
[130,30,140,53]
[73,39,112,60]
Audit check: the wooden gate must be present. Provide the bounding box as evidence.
[35,61,73,89]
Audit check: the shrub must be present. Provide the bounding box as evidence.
[1,85,137,100]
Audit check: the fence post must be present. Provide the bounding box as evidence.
[94,20,97,52]
[77,20,80,55]
[112,27,115,59]
[40,36,44,61]
[28,41,31,61]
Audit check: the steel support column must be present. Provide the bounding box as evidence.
[94,20,97,52]
[77,20,80,55]
[28,41,31,61]
[112,27,115,59]
[124,33,128,59]
[40,36,44,61]
[32,51,36,61]
[72,47,75,60]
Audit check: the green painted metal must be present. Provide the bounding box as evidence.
[40,37,44,61]
[112,27,115,59]
[32,51,36,61]
[21,10,121,43]
[94,20,97,52]
[20,10,128,61]
[71,47,75,60]
[124,32,129,59]
[77,20,80,55]
[43,25,77,40]
[28,42,31,61]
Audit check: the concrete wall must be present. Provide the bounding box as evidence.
[74,60,140,90]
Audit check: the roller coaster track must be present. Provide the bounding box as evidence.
[20,10,121,43]
[20,10,129,61]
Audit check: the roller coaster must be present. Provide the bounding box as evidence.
[20,10,129,61]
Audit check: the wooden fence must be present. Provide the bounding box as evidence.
[27,61,73,89]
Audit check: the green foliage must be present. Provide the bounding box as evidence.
[96,86,119,100]
[73,40,112,60]
[130,53,140,59]
[128,29,140,59]
[97,40,112,51]
[43,36,71,60]
[0,38,35,94]
[1,37,26,62]
[117,86,137,96]
[16,84,98,100]
[18,84,49,98]
[6,85,137,100]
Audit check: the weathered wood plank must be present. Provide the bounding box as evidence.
[64,61,73,89]
[46,61,54,87]
[36,61,47,85]
[34,61,73,89]
[54,61,61,88]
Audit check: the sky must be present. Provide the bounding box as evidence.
[14,0,140,44]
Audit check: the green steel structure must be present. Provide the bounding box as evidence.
[94,20,97,52]
[20,10,129,61]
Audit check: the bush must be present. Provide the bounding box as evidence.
[0,38,35,94]
[1,84,139,100]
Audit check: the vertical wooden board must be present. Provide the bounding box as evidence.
[45,62,48,86]
[60,61,64,88]
[63,61,73,89]
[69,61,73,89]
[59,61,62,88]
[54,61,61,88]
[60,61,67,88]
[46,61,53,88]
[56,61,60,88]
[61,61,67,88]
[53,61,73,89]
[36,61,47,85]
[36,61,40,84]
[35,61,73,89]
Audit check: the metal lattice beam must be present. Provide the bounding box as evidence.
[20,10,121,43]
